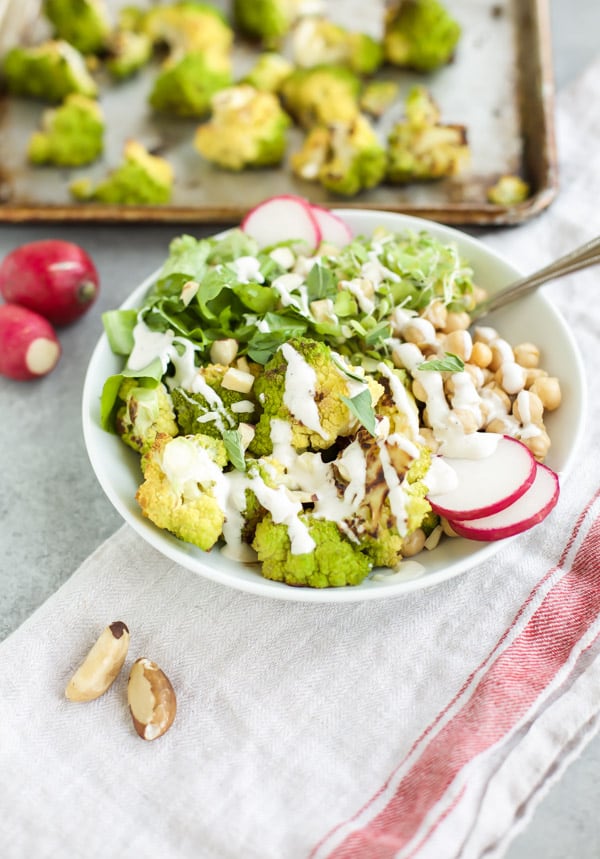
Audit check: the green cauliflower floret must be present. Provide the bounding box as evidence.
[384,0,461,72]
[233,0,304,46]
[115,379,179,453]
[136,433,227,551]
[487,174,530,205]
[143,1,233,59]
[250,337,367,456]
[360,80,399,119]
[105,29,152,79]
[27,94,104,166]
[194,85,290,170]
[292,114,386,196]
[70,140,174,204]
[280,65,360,129]
[352,437,431,568]
[253,514,372,587]
[291,17,383,75]
[386,86,469,184]
[43,0,110,55]
[242,52,293,92]
[2,40,97,103]
[149,51,232,118]
[171,364,258,439]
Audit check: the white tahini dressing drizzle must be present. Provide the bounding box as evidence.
[281,343,327,438]
[231,256,264,284]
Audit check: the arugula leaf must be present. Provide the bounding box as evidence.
[341,389,377,437]
[364,320,392,347]
[332,354,365,383]
[306,263,335,301]
[157,235,211,281]
[222,429,246,472]
[102,309,138,356]
[418,352,465,373]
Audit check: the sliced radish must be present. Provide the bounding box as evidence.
[310,205,353,247]
[427,435,536,521]
[447,462,559,541]
[241,195,321,251]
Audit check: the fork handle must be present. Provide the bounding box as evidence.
[470,235,600,321]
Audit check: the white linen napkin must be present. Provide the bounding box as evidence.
[2,61,600,859]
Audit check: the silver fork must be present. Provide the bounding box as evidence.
[470,235,600,322]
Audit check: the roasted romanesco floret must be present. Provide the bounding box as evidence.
[136,433,227,551]
[252,515,372,587]
[143,1,233,60]
[115,379,179,453]
[149,51,232,118]
[170,363,258,439]
[386,86,469,184]
[280,65,360,129]
[486,175,530,205]
[384,0,461,72]
[250,337,377,456]
[43,0,111,55]
[194,85,290,170]
[348,431,431,568]
[292,114,387,196]
[360,80,399,119]
[242,52,293,93]
[27,94,104,166]
[291,17,383,76]
[233,0,307,46]
[2,40,98,102]
[70,140,174,204]
[105,29,153,79]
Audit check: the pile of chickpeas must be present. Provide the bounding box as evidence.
[397,298,562,463]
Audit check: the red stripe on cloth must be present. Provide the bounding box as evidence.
[323,500,600,859]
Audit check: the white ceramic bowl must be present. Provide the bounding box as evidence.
[82,210,586,602]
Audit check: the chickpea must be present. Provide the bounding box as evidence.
[486,416,520,434]
[419,427,440,453]
[450,408,480,434]
[512,390,544,425]
[472,285,488,305]
[404,318,437,349]
[412,378,427,402]
[402,528,426,557]
[444,311,471,333]
[530,376,562,411]
[495,361,526,395]
[481,382,511,413]
[441,329,473,361]
[422,300,448,330]
[525,367,548,389]
[514,342,540,369]
[470,341,493,368]
[473,325,498,345]
[521,428,551,460]
[463,363,485,388]
[441,518,459,538]
[489,338,515,372]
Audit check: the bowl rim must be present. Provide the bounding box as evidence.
[81,210,587,602]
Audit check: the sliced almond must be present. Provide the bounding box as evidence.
[128,657,176,741]
[210,338,238,366]
[65,621,130,702]
[222,367,255,393]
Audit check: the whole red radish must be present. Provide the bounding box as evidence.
[0,303,61,381]
[0,239,99,326]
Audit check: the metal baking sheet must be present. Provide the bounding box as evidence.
[0,0,557,225]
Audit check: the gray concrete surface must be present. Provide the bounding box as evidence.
[1,2,599,855]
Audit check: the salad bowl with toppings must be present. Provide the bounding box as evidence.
[82,199,586,601]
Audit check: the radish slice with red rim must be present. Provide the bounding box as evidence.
[447,462,560,541]
[241,195,321,251]
[310,205,352,246]
[427,435,537,521]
